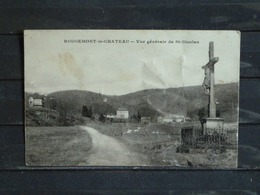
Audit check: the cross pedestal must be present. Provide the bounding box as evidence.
[205,118,224,135]
[202,42,224,134]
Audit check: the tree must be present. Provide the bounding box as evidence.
[58,101,72,126]
[198,107,206,121]
[82,105,88,117]
[87,107,93,118]
[99,114,105,123]
[137,111,141,122]
[198,107,206,133]
[131,114,139,123]
[50,99,57,110]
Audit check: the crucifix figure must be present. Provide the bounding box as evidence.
[202,42,219,118]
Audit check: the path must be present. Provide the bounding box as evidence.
[80,126,148,166]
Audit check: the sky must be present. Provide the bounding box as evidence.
[25,30,240,95]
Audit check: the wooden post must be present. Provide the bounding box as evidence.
[203,42,224,134]
[209,42,216,118]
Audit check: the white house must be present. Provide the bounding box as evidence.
[105,114,116,119]
[162,118,174,123]
[28,97,43,107]
[157,114,187,123]
[116,108,129,119]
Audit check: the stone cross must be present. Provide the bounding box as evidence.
[202,42,219,118]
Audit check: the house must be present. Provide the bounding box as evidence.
[175,117,184,123]
[157,116,163,123]
[162,118,174,123]
[116,108,129,119]
[184,117,192,122]
[105,114,116,119]
[141,117,151,124]
[157,116,174,123]
[28,96,44,107]
[157,114,187,123]
[104,114,116,122]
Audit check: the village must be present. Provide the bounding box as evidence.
[26,94,192,126]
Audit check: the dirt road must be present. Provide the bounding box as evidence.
[80,126,149,166]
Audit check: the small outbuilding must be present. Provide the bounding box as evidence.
[141,117,151,124]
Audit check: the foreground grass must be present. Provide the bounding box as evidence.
[25,121,238,167]
[26,126,92,166]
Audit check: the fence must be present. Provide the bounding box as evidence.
[179,125,233,151]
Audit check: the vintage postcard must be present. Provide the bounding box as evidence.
[24,30,240,167]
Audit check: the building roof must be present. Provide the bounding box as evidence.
[117,108,128,111]
[29,93,45,99]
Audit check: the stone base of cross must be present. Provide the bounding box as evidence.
[204,118,224,135]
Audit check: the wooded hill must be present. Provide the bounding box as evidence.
[33,82,238,122]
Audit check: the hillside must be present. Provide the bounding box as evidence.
[33,82,238,122]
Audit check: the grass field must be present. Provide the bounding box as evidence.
[26,126,92,166]
[25,121,238,167]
